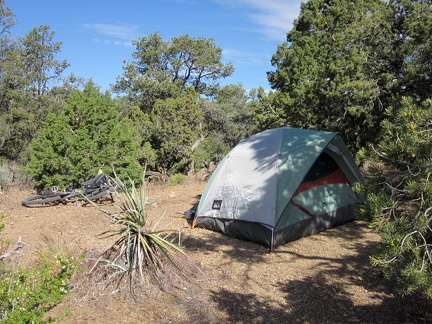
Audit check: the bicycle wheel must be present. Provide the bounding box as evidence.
[60,190,83,203]
[22,194,62,207]
[84,189,111,202]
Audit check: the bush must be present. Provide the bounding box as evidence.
[0,236,81,322]
[27,81,142,189]
[0,160,14,187]
[169,173,189,186]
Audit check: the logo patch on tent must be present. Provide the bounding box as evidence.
[212,200,222,210]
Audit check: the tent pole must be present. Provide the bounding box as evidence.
[270,231,275,252]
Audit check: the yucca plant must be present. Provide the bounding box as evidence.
[91,172,193,289]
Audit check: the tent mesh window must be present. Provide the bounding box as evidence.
[302,153,339,182]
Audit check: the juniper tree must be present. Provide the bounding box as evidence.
[28,81,142,189]
[264,0,392,150]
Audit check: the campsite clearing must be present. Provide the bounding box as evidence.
[1,181,431,323]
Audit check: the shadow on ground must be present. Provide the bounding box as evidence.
[183,220,432,323]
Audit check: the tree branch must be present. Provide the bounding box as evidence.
[0,237,25,260]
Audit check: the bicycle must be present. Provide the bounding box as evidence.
[21,174,117,207]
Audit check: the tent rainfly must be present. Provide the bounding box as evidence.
[193,126,365,251]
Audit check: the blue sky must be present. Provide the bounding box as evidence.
[6,0,302,92]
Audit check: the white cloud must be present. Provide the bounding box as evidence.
[84,23,140,43]
[223,48,268,66]
[214,0,301,41]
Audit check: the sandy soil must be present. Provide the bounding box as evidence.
[0,180,431,323]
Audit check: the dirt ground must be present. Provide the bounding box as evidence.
[0,180,431,323]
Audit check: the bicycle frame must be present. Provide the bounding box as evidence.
[22,174,117,207]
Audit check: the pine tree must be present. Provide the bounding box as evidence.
[359,97,432,298]
[357,0,432,298]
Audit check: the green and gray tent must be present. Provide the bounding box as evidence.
[194,126,364,251]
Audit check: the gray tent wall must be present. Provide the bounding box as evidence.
[194,127,364,250]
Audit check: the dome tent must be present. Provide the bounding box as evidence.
[193,126,364,251]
